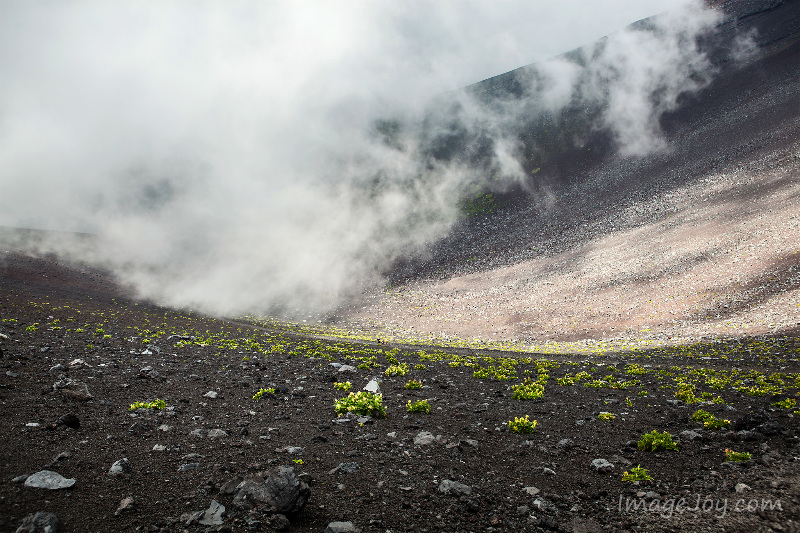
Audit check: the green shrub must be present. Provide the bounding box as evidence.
[690,409,730,430]
[508,415,537,434]
[404,379,422,390]
[129,399,166,410]
[724,449,751,462]
[333,381,352,392]
[252,387,275,400]
[621,465,653,482]
[511,379,544,400]
[334,391,387,418]
[406,399,430,414]
[385,363,409,376]
[637,430,678,452]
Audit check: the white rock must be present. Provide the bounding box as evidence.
[203,391,218,399]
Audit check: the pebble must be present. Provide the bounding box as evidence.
[203,391,218,399]
[207,429,228,439]
[523,486,540,496]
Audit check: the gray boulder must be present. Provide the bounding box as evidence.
[232,467,310,514]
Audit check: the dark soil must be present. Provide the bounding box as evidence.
[1,253,799,533]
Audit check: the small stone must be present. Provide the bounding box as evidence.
[325,521,360,533]
[735,483,750,494]
[207,429,228,439]
[438,479,473,496]
[178,463,201,472]
[198,500,225,526]
[523,486,540,496]
[12,475,29,484]
[114,497,135,516]
[542,468,556,476]
[14,511,59,533]
[329,462,358,474]
[190,428,205,438]
[413,431,435,446]
[557,438,574,450]
[26,422,41,428]
[152,444,167,452]
[157,424,172,432]
[680,430,704,442]
[24,471,76,490]
[203,391,218,399]
[591,459,614,473]
[337,365,357,373]
[386,432,397,439]
[516,505,530,516]
[269,514,291,531]
[109,458,131,476]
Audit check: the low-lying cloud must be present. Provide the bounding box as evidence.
[0,0,728,317]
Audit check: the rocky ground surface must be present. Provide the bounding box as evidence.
[1,254,800,533]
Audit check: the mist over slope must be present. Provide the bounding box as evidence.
[1,0,797,332]
[347,0,800,344]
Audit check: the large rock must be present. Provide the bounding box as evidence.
[24,471,75,490]
[232,467,310,514]
[15,511,59,533]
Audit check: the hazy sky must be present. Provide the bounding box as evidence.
[0,0,714,316]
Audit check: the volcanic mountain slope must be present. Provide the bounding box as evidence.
[339,0,800,348]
